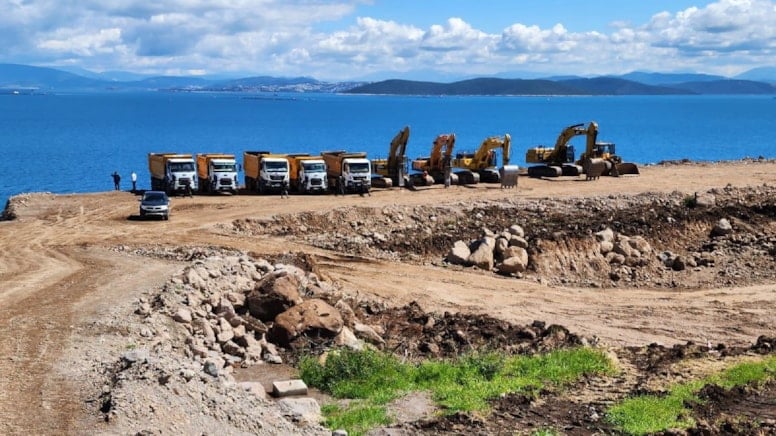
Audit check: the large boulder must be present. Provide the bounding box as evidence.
[498,255,528,274]
[246,274,303,322]
[446,240,471,266]
[268,299,344,346]
[467,240,494,271]
[595,227,615,243]
[508,224,525,237]
[711,218,733,237]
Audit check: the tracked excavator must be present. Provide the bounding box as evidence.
[411,133,459,185]
[525,123,589,177]
[576,121,640,178]
[452,134,519,186]
[371,126,410,188]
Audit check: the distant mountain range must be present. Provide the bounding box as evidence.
[1,63,775,96]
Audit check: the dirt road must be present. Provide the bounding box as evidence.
[0,159,774,434]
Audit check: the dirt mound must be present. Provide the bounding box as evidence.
[357,302,584,358]
[229,185,776,289]
[686,381,776,435]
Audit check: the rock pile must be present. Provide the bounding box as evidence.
[151,254,388,374]
[446,224,530,276]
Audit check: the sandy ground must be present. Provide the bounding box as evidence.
[0,159,774,434]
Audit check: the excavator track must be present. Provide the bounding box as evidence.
[478,168,501,183]
[528,165,563,178]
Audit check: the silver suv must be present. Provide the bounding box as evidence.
[139,191,170,220]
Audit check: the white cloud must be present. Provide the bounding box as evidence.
[0,0,774,79]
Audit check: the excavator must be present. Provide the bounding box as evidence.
[575,121,640,177]
[411,133,459,185]
[371,126,410,188]
[525,123,589,178]
[452,134,519,185]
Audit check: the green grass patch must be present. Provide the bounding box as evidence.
[300,347,615,435]
[607,355,776,435]
[320,403,391,436]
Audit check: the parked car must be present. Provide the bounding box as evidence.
[139,191,170,220]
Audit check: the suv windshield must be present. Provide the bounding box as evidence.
[143,193,167,203]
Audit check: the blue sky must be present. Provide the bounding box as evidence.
[2,0,774,81]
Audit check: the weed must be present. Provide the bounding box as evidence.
[607,355,776,435]
[301,347,614,434]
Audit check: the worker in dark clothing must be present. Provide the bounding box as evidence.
[112,172,121,191]
[281,180,289,199]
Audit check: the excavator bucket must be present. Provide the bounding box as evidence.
[500,165,519,188]
[615,162,640,176]
[371,176,393,188]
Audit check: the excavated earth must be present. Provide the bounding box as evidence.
[0,159,775,435]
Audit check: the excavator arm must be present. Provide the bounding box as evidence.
[387,126,410,172]
[470,134,511,169]
[429,133,455,171]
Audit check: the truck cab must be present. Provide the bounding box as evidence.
[167,159,198,194]
[343,159,371,185]
[208,158,238,193]
[296,159,327,193]
[148,153,198,195]
[259,157,289,194]
[197,154,238,194]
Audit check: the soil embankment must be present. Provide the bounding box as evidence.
[0,159,774,434]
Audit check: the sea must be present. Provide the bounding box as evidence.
[1,91,775,206]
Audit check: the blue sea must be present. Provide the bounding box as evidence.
[1,91,774,206]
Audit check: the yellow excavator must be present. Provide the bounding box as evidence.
[525,123,589,177]
[452,134,518,184]
[411,133,458,185]
[371,126,410,188]
[575,121,640,177]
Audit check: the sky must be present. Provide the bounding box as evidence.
[2,0,775,81]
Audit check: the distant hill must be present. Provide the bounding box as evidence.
[2,63,776,95]
[0,63,105,90]
[346,78,586,95]
[558,77,691,95]
[670,79,776,94]
[346,77,692,96]
[619,71,726,85]
[734,66,776,83]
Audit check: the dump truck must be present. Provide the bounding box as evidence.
[286,154,328,194]
[148,153,198,195]
[321,150,371,195]
[196,153,239,194]
[243,151,290,194]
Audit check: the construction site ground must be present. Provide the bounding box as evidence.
[1,159,774,435]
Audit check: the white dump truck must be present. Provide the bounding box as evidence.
[196,153,239,194]
[321,150,371,195]
[148,153,198,195]
[287,154,328,194]
[243,151,290,194]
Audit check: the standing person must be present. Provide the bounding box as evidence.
[280,180,289,199]
[112,171,121,191]
[130,171,137,193]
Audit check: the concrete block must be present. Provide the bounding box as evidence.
[272,379,308,397]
